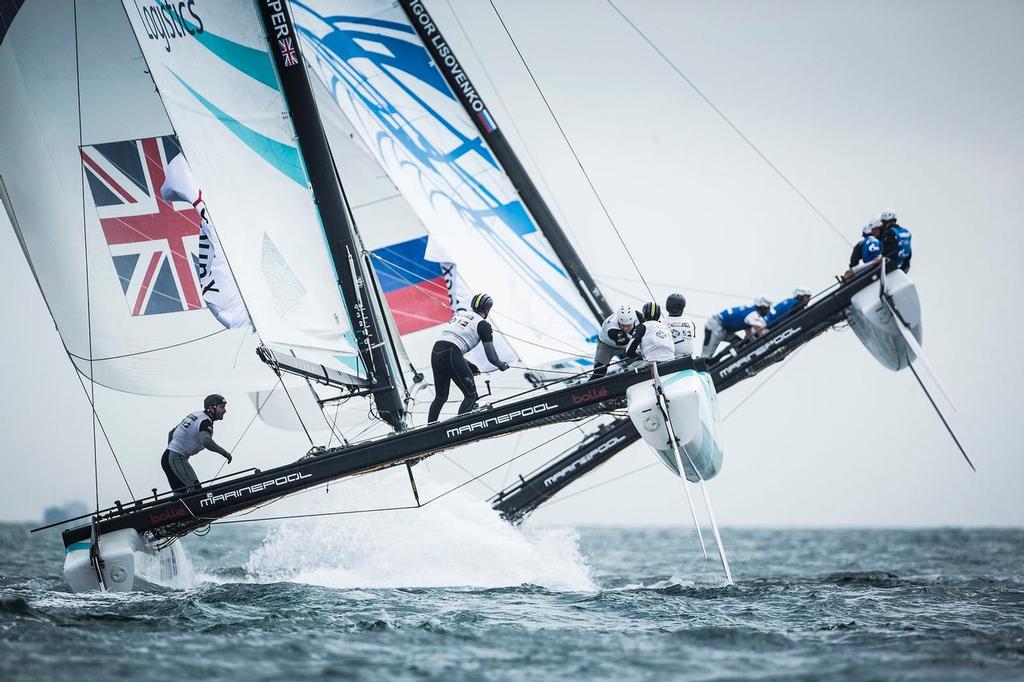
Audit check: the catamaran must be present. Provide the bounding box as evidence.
[2,0,950,593]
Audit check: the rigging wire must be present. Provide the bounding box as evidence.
[604,0,852,248]
[73,0,99,513]
[487,0,655,300]
[65,328,229,362]
[71,371,134,500]
[212,378,283,479]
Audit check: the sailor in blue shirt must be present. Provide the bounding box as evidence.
[702,296,772,359]
[765,287,812,326]
[879,209,912,272]
[844,218,884,280]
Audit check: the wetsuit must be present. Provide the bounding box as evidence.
[428,310,507,422]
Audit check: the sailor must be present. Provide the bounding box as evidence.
[624,302,675,362]
[765,287,812,326]
[592,304,641,378]
[879,209,913,272]
[663,293,697,358]
[848,219,883,269]
[427,293,509,423]
[161,394,232,494]
[702,296,772,359]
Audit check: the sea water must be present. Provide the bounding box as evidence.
[2,477,1022,681]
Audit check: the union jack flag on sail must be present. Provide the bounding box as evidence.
[81,135,205,317]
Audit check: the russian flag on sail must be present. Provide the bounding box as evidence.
[371,236,452,335]
[477,109,498,133]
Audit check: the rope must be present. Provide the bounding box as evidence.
[487,0,655,301]
[605,0,852,248]
[72,372,134,500]
[65,328,229,362]
[73,1,99,513]
[211,378,283,479]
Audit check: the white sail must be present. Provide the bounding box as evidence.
[292,0,599,367]
[119,0,366,379]
[0,0,277,395]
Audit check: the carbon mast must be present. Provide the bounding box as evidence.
[398,0,612,321]
[255,0,407,429]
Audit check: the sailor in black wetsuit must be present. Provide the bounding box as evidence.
[427,294,509,423]
[160,394,233,494]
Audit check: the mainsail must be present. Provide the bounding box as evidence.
[291,0,606,369]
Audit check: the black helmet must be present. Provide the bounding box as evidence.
[471,293,494,315]
[666,293,687,316]
[204,394,226,410]
[641,301,661,321]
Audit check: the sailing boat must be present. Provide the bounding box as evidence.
[1,0,720,591]
[3,0,934,592]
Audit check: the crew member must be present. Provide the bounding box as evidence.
[851,219,883,267]
[702,296,772,359]
[663,293,696,358]
[161,394,232,494]
[879,209,913,272]
[592,304,641,378]
[765,287,812,326]
[427,293,509,423]
[624,302,675,362]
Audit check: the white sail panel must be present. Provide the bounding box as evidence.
[292,0,598,365]
[119,0,366,378]
[0,0,279,396]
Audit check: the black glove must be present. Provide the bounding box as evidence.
[468,361,481,376]
[498,362,510,372]
[223,453,233,464]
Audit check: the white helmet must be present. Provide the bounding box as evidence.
[861,222,875,236]
[754,295,772,308]
[880,209,897,223]
[615,305,636,327]
[793,286,812,297]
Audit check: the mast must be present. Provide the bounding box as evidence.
[254,0,406,429]
[398,0,612,322]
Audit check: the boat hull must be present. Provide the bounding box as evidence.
[848,269,923,371]
[626,369,723,482]
[63,529,190,593]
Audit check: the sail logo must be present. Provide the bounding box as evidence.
[132,1,204,53]
[262,0,300,68]
[446,402,558,438]
[199,472,312,508]
[543,435,627,488]
[405,0,498,132]
[149,505,188,524]
[571,386,608,405]
[718,327,801,378]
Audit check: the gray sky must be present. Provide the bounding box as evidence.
[1,0,1021,527]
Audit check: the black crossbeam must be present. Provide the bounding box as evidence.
[62,356,707,546]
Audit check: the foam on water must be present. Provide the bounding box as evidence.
[243,468,596,591]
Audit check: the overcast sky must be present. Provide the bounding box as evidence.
[1,0,1021,527]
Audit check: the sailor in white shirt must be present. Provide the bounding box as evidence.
[663,293,696,358]
[427,293,509,423]
[161,394,232,494]
[625,302,676,362]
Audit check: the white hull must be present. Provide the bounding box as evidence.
[626,369,723,482]
[848,269,923,371]
[63,529,191,593]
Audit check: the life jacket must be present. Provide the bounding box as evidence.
[440,310,485,353]
[717,305,759,333]
[765,297,801,325]
[168,410,213,458]
[664,314,696,357]
[638,321,675,361]
[860,236,881,264]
